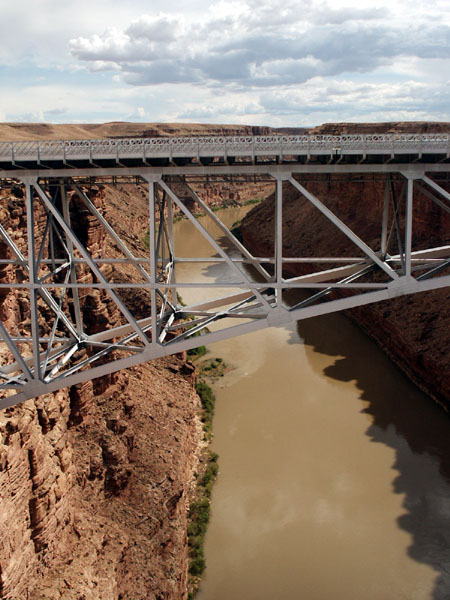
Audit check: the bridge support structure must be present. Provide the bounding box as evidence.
[0,157,449,408]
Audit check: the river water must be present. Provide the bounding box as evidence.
[173,206,450,600]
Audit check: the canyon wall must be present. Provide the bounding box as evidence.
[0,122,308,141]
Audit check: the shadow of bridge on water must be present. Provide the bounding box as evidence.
[290,306,450,600]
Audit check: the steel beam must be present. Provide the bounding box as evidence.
[1,163,449,181]
[288,177,399,280]
[421,175,450,205]
[415,182,450,215]
[148,179,158,346]
[381,178,390,257]
[158,179,272,311]
[1,272,448,409]
[179,178,272,282]
[405,177,414,277]
[275,178,283,307]
[0,155,448,405]
[60,183,84,334]
[33,181,151,347]
[25,179,41,380]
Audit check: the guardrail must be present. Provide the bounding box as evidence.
[0,133,449,164]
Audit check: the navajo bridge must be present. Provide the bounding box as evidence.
[0,133,449,408]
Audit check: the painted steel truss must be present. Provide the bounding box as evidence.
[0,166,449,408]
[1,133,449,168]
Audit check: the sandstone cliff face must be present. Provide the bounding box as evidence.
[100,178,271,231]
[309,122,450,135]
[0,183,202,599]
[0,362,200,600]
[241,174,450,411]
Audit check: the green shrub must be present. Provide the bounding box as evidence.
[189,556,206,576]
[188,345,207,359]
[187,384,220,596]
[195,381,215,429]
[187,451,219,586]
[244,197,263,205]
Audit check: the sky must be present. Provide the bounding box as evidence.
[0,0,449,127]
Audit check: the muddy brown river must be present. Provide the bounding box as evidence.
[174,206,450,600]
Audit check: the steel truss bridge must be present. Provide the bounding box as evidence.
[0,133,449,409]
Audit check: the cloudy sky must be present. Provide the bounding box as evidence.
[1,0,449,126]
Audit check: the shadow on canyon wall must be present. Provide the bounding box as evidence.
[290,306,450,600]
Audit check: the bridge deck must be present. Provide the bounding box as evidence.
[1,133,449,172]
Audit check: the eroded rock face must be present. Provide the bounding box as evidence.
[0,184,202,600]
[309,122,450,135]
[0,363,200,600]
[0,391,75,599]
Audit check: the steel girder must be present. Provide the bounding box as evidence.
[1,133,449,169]
[0,165,449,409]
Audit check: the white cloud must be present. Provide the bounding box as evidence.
[1,82,144,123]
[126,15,179,43]
[68,2,450,91]
[1,0,449,125]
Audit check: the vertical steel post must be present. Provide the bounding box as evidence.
[405,177,414,277]
[48,215,57,273]
[390,179,406,275]
[275,178,283,307]
[25,178,41,380]
[160,192,166,274]
[167,190,177,306]
[60,181,83,334]
[381,178,390,258]
[149,180,158,345]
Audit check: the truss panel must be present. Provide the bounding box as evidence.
[0,135,449,407]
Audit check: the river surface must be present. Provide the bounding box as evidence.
[173,206,450,600]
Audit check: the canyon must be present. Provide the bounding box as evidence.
[0,121,449,599]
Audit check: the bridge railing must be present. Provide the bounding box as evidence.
[0,133,449,164]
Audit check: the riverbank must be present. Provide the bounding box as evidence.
[193,273,450,600]
[187,377,218,599]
